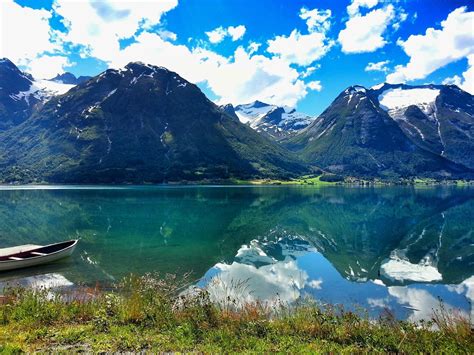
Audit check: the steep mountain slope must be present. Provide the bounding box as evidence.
[287,85,469,178]
[0,62,306,183]
[375,83,474,169]
[51,72,92,85]
[0,59,74,130]
[0,58,34,129]
[233,101,314,140]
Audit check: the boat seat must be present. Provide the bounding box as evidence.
[8,257,24,260]
[31,252,47,256]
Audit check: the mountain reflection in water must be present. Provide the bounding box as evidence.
[199,235,473,321]
[0,185,472,321]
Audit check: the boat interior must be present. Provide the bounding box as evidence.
[0,240,77,262]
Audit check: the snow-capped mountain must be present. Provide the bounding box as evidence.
[0,58,75,129]
[233,100,315,140]
[373,83,474,169]
[286,83,472,177]
[0,61,306,183]
[50,72,92,85]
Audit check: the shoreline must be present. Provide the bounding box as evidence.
[1,173,473,189]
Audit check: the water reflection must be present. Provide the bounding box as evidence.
[200,236,473,321]
[0,185,472,320]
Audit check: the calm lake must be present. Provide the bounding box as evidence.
[0,185,472,321]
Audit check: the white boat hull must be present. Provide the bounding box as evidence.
[0,240,78,272]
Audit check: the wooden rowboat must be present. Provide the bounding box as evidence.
[0,240,78,272]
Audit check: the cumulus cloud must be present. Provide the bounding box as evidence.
[205,27,227,44]
[5,1,327,108]
[267,30,333,67]
[26,55,72,79]
[365,60,390,72]
[52,0,178,62]
[227,25,246,41]
[267,7,333,67]
[299,7,332,33]
[205,46,314,107]
[0,0,59,65]
[443,54,474,94]
[387,7,474,84]
[338,4,396,53]
[347,0,379,17]
[307,80,322,91]
[301,64,321,78]
[110,33,314,107]
[206,25,246,44]
[110,32,226,84]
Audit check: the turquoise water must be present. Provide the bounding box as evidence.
[0,185,472,321]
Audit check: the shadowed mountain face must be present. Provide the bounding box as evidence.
[0,59,75,131]
[286,84,473,178]
[0,58,37,129]
[0,62,306,183]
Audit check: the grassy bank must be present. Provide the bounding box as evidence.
[0,274,472,353]
[230,175,474,186]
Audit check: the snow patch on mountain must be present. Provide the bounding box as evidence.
[234,101,274,124]
[234,101,314,138]
[9,79,74,105]
[378,87,440,114]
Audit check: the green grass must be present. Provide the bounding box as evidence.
[0,274,472,352]
[229,174,340,185]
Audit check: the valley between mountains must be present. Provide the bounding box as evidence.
[0,58,473,184]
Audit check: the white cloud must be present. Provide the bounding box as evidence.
[25,55,71,79]
[206,25,246,44]
[301,64,320,78]
[266,7,333,67]
[338,4,396,53]
[299,7,331,33]
[365,60,390,72]
[0,0,58,64]
[247,42,261,55]
[4,1,325,108]
[347,0,379,17]
[157,30,178,41]
[205,46,313,107]
[227,25,246,41]
[205,26,227,44]
[110,32,226,84]
[52,0,178,62]
[267,30,333,67]
[387,7,474,84]
[443,54,474,94]
[307,80,322,91]
[110,33,311,107]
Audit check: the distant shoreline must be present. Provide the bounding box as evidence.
[1,174,474,188]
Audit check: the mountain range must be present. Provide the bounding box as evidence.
[0,58,472,183]
[50,72,92,85]
[231,101,314,140]
[286,84,473,178]
[0,61,305,183]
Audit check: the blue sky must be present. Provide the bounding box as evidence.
[2,0,473,115]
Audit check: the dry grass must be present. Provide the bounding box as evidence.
[0,273,472,353]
